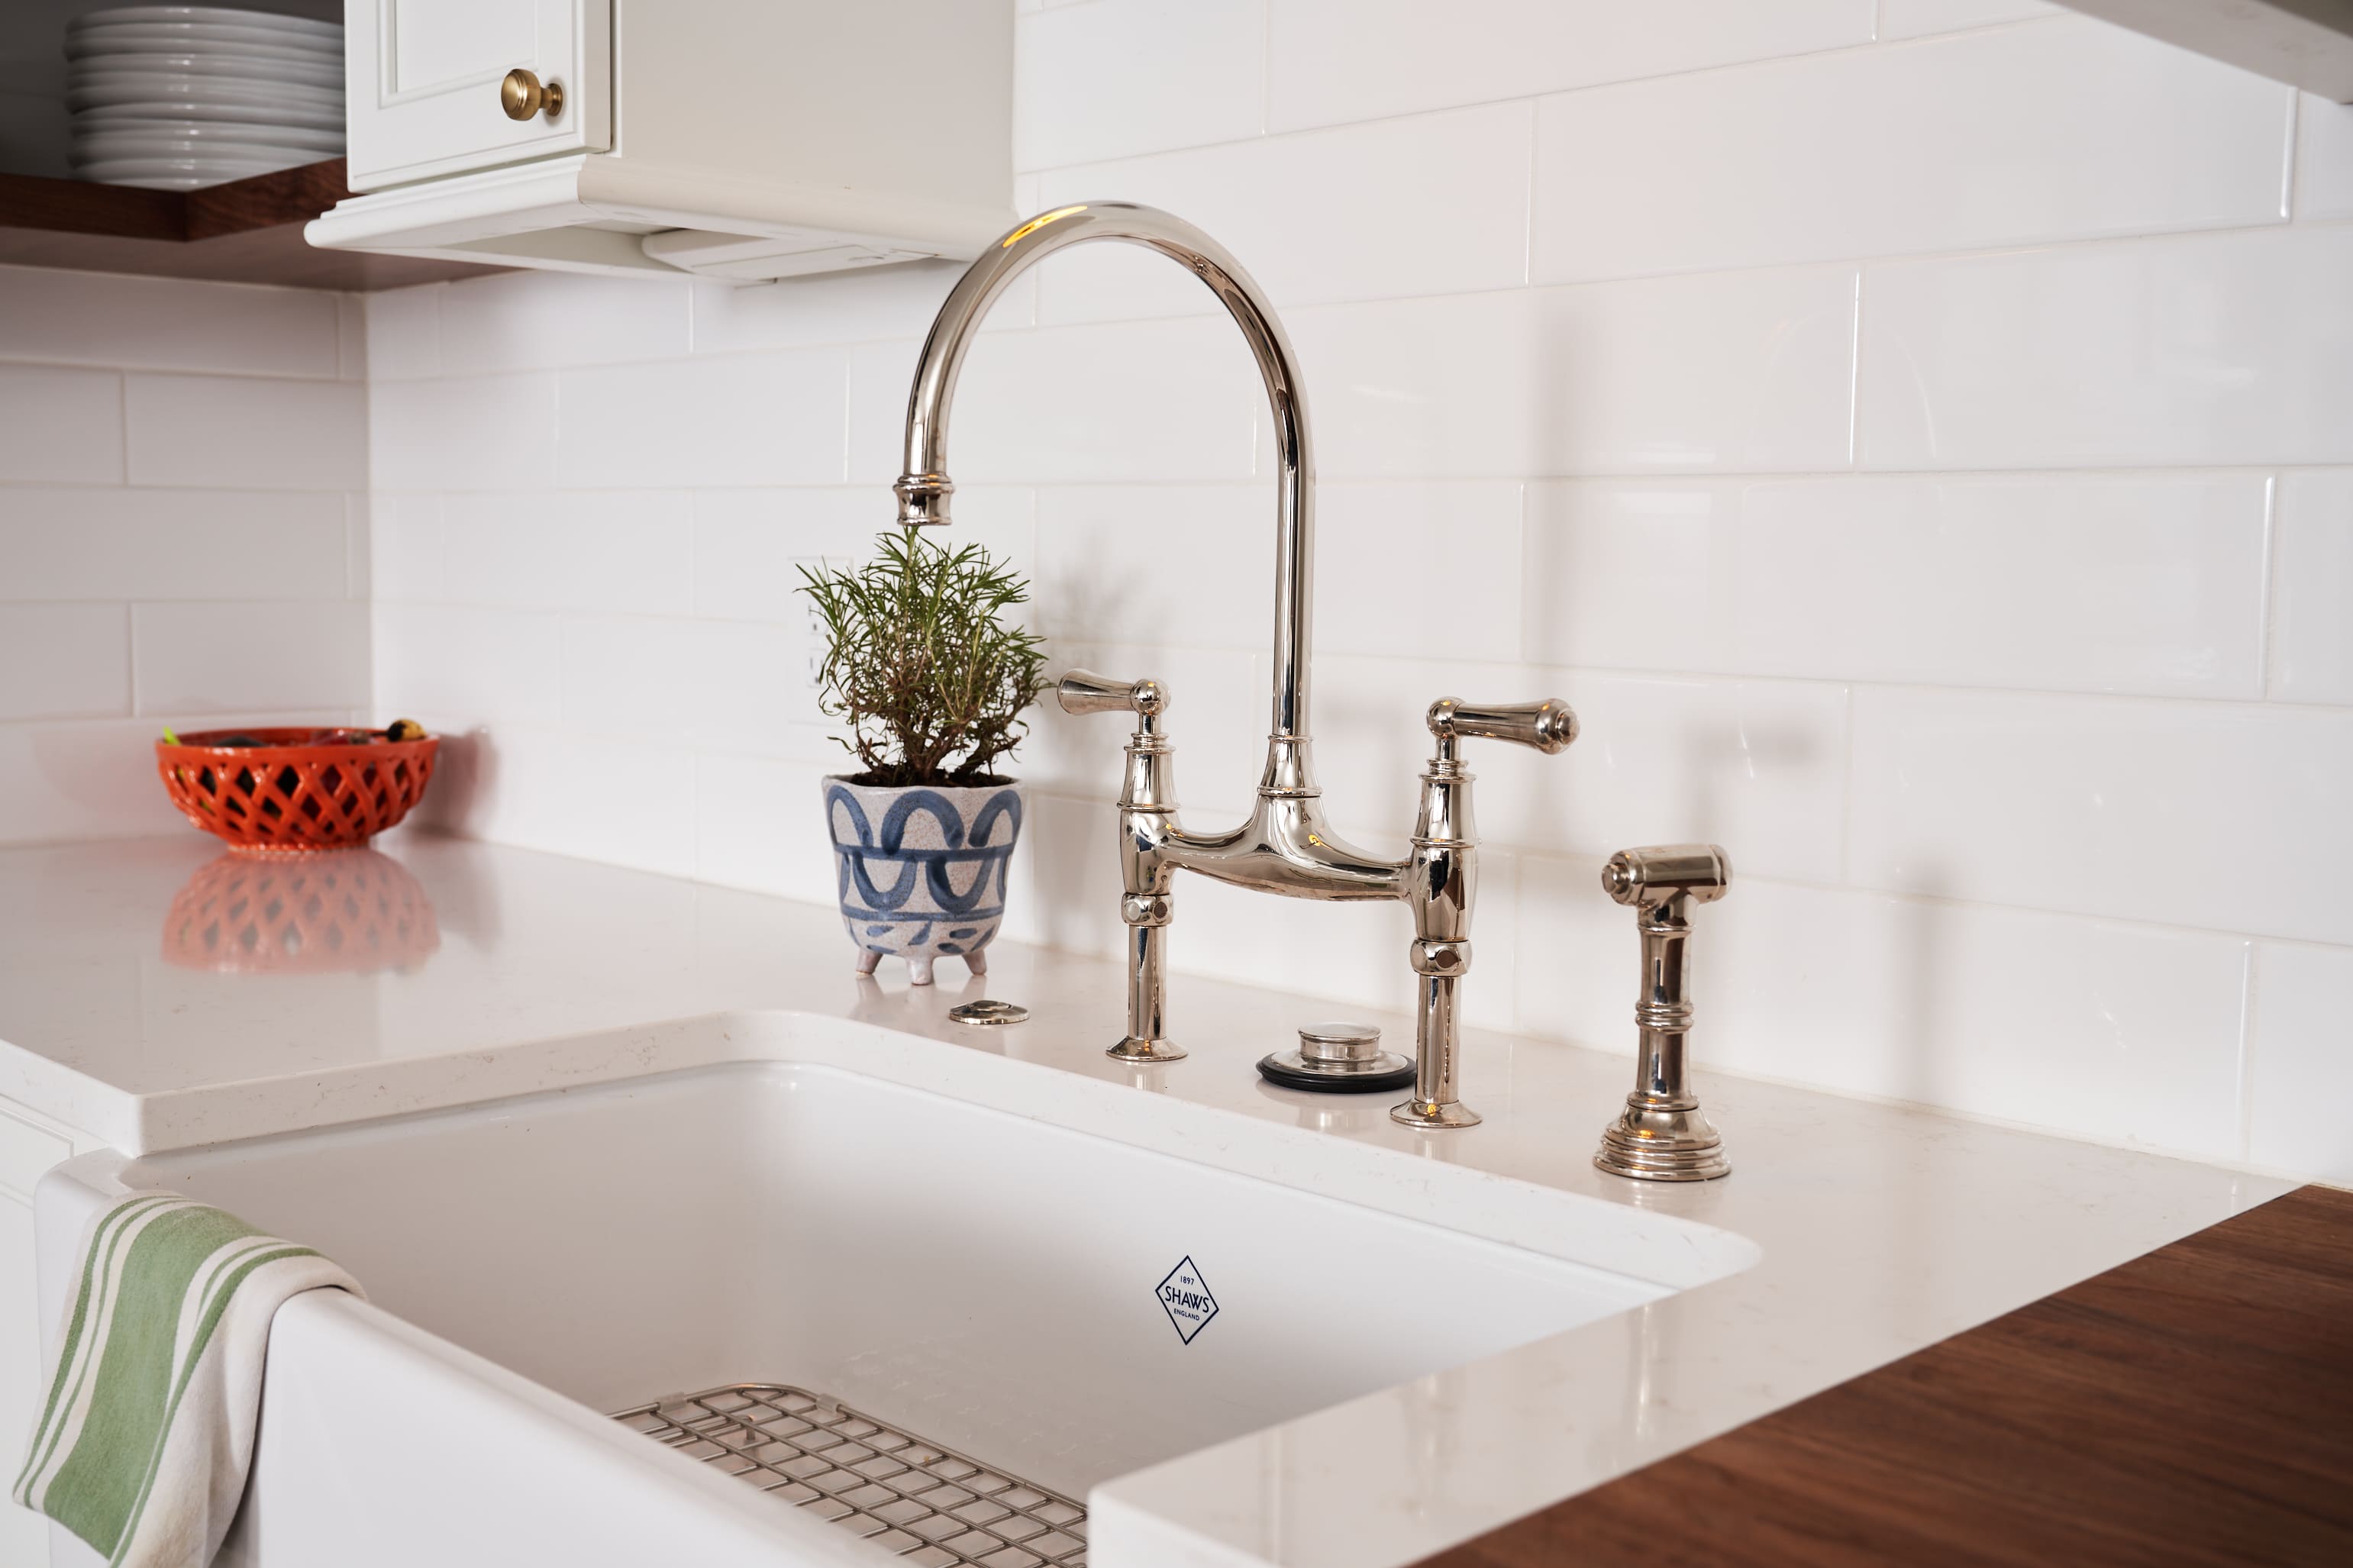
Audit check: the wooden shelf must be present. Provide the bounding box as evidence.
[0,159,506,290]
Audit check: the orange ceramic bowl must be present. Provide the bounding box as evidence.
[155,726,438,854]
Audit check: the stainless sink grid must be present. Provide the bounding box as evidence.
[614,1382,1087,1566]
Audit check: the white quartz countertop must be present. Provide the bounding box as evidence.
[0,831,2297,1566]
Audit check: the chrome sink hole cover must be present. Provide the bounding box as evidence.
[614,1383,1086,1566]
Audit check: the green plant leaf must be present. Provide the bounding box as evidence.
[794,527,1051,788]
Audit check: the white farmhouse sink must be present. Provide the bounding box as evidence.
[36,1015,1757,1567]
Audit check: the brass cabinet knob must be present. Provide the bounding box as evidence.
[499,67,564,122]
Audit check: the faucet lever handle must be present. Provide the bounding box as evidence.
[1057,669,1170,718]
[1426,697,1577,754]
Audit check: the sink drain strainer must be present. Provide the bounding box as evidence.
[615,1383,1086,1566]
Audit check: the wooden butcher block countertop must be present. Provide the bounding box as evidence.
[1422,1183,2353,1568]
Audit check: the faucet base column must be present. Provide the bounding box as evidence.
[1106,892,1185,1063]
[1392,1096,1483,1130]
[1390,947,1480,1129]
[1108,1035,1186,1064]
[1595,1095,1729,1181]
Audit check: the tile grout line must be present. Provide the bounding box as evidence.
[1258,0,1273,137]
[112,368,129,486]
[2235,942,2259,1163]
[357,589,2353,715]
[121,598,137,721]
[1838,684,1857,886]
[1845,270,1864,469]
[1019,13,2070,171]
[2258,473,2281,698]
[337,463,2353,498]
[347,210,2353,390]
[1520,97,1537,288]
[2280,86,2301,221]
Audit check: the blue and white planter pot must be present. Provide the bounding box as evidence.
[824,776,1023,986]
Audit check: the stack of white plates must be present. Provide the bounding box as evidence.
[66,5,344,191]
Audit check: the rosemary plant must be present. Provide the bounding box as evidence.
[797,528,1050,788]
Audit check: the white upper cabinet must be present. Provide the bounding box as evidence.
[347,0,611,189]
[312,1,1013,282]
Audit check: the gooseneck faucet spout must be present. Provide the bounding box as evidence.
[896,201,1318,781]
[897,202,1575,1119]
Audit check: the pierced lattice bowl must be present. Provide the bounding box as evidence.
[155,726,437,854]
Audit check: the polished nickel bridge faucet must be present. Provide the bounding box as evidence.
[894,201,1576,1130]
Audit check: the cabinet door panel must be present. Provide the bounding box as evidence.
[346,0,610,191]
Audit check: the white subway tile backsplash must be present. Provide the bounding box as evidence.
[1035,103,1534,322]
[1875,0,2060,40]
[2246,940,2353,1181]
[0,364,121,482]
[1287,268,1857,478]
[1849,688,2353,944]
[1315,482,1522,661]
[991,460,1487,699]
[1033,485,1267,650]
[420,724,695,879]
[362,285,444,381]
[370,373,557,492]
[691,263,968,355]
[0,717,227,844]
[120,374,365,492]
[1015,0,1265,169]
[560,615,802,752]
[1859,226,2353,469]
[0,489,347,601]
[1174,870,1428,1021]
[999,790,1119,953]
[693,486,1035,627]
[2297,95,2353,220]
[373,604,560,727]
[694,489,883,622]
[427,491,695,616]
[337,295,366,382]
[0,266,341,378]
[1267,0,1872,131]
[1525,473,2271,697]
[1025,640,1264,819]
[344,494,370,601]
[2271,470,2353,705]
[558,351,847,489]
[0,607,127,721]
[132,602,370,715]
[1296,655,1848,880]
[696,752,839,905]
[368,492,440,605]
[1519,860,2251,1159]
[441,273,693,376]
[1026,246,1208,330]
[1532,20,2290,284]
[848,317,1263,486]
[1487,670,1850,877]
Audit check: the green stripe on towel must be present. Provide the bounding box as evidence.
[12,1193,362,1568]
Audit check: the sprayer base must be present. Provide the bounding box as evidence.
[1594,1100,1730,1181]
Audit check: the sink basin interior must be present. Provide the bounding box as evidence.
[118,1060,1746,1499]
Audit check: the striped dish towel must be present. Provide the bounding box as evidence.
[12,1193,362,1568]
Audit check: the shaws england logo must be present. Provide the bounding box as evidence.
[1156,1257,1218,1344]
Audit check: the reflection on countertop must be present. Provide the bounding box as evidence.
[163,850,440,975]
